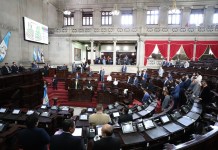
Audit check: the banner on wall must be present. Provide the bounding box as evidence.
[0,32,11,62]
[33,47,45,63]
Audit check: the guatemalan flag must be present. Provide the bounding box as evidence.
[0,32,11,62]
[33,47,37,61]
[37,48,41,62]
[43,83,50,107]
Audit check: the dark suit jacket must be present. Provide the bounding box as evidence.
[1,66,11,75]
[118,114,133,124]
[200,86,212,104]
[11,65,19,73]
[121,65,127,73]
[50,132,85,150]
[17,127,50,150]
[92,136,121,150]
[52,77,58,86]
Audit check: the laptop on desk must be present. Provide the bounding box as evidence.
[137,110,148,117]
[12,109,21,115]
[132,113,141,120]
[160,115,171,124]
[143,119,155,130]
[191,107,202,114]
[79,114,88,121]
[120,132,145,145]
[162,122,183,133]
[145,127,169,140]
[121,122,136,134]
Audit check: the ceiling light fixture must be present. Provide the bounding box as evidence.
[111,4,120,16]
[170,0,179,14]
[63,10,71,15]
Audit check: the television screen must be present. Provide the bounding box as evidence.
[23,17,48,44]
[160,115,170,124]
[72,128,82,136]
[97,126,102,136]
[0,108,7,113]
[26,110,34,115]
[121,122,135,134]
[41,112,50,117]
[40,105,47,109]
[113,112,120,118]
[143,119,155,130]
[79,114,88,120]
[12,109,20,115]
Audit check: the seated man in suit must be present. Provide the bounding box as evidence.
[118,107,133,124]
[86,80,93,91]
[31,61,38,70]
[2,62,12,75]
[87,68,93,77]
[92,124,121,150]
[17,113,50,150]
[133,76,139,87]
[75,72,80,80]
[11,61,19,73]
[89,104,111,126]
[127,76,132,84]
[18,64,26,72]
[50,119,85,150]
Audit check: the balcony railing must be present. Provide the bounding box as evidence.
[49,26,218,36]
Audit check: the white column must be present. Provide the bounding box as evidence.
[193,40,197,61]
[74,9,82,28]
[167,40,170,62]
[90,40,94,65]
[138,38,144,67]
[93,8,101,28]
[113,40,117,65]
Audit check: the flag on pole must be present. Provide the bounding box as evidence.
[0,32,11,62]
[33,47,37,61]
[43,84,50,107]
[37,47,41,62]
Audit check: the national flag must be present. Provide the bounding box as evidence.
[37,48,41,62]
[41,49,44,63]
[42,84,50,107]
[33,47,37,61]
[0,32,11,62]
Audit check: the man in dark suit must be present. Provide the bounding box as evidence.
[199,80,212,111]
[50,119,85,150]
[133,76,138,87]
[1,62,12,75]
[127,76,133,84]
[11,62,19,73]
[52,74,58,90]
[171,80,180,109]
[17,113,50,150]
[121,64,127,73]
[99,68,105,82]
[92,124,121,150]
[72,79,82,90]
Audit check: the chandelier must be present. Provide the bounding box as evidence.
[63,10,71,15]
[111,4,120,16]
[170,0,179,14]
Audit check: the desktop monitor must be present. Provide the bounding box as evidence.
[12,109,21,115]
[26,110,34,115]
[87,108,94,113]
[0,123,7,132]
[61,106,69,111]
[160,115,170,124]
[114,102,119,107]
[40,112,50,117]
[113,112,120,118]
[174,111,182,119]
[79,114,88,121]
[96,126,102,136]
[40,105,47,109]
[51,106,58,110]
[108,104,114,110]
[121,122,135,134]
[137,122,145,132]
[143,119,155,130]
[0,108,7,113]
[137,106,142,111]
[72,128,82,136]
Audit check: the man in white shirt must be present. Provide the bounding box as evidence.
[158,66,164,77]
[113,78,118,86]
[184,61,190,68]
[107,74,112,81]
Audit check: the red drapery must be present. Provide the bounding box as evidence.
[195,41,208,61]
[170,41,181,60]
[144,41,156,65]
[181,41,195,60]
[208,41,218,59]
[156,41,168,59]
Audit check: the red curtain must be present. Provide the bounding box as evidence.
[144,41,156,65]
[181,41,195,60]
[170,41,181,60]
[209,41,218,58]
[195,41,208,61]
[156,41,168,59]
